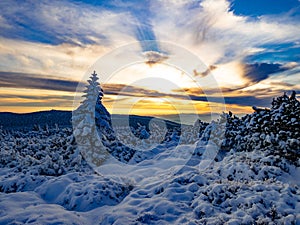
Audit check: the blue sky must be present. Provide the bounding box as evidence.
[231,0,300,17]
[0,0,299,115]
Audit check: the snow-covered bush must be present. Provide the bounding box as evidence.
[198,91,299,166]
[0,127,91,177]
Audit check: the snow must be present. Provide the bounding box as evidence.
[1,139,298,224]
[0,88,299,224]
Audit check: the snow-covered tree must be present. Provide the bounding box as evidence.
[72,71,111,166]
[81,71,103,111]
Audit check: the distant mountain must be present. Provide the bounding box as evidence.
[0,110,72,130]
[0,110,181,130]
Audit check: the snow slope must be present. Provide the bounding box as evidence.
[0,148,299,224]
[0,92,299,224]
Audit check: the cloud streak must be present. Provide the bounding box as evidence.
[0,71,83,92]
[151,0,300,65]
[0,68,298,111]
[103,83,282,108]
[0,0,137,46]
[243,63,287,83]
[103,83,188,100]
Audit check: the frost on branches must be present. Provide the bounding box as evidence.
[72,71,137,165]
[220,91,299,166]
[72,71,112,166]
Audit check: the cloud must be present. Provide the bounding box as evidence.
[242,65,300,97]
[282,62,298,69]
[143,51,169,65]
[0,0,159,82]
[243,63,287,83]
[0,71,83,92]
[0,71,241,107]
[0,89,74,110]
[225,96,272,107]
[151,0,300,65]
[189,95,272,107]
[0,37,111,79]
[103,83,274,108]
[1,0,299,81]
[0,100,72,107]
[102,83,188,100]
[0,0,160,53]
[0,93,74,101]
[0,0,137,46]
[193,65,217,77]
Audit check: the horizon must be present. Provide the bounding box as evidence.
[0,108,249,125]
[0,106,274,125]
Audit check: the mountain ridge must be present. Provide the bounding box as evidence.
[0,110,182,130]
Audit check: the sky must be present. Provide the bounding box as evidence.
[0,0,300,119]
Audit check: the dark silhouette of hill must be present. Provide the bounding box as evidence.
[0,110,181,131]
[0,110,72,130]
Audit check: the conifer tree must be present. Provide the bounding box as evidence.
[72,71,110,166]
[73,71,137,165]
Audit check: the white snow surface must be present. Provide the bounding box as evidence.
[0,92,299,224]
[0,128,299,225]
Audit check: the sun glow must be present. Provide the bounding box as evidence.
[211,61,247,88]
[0,87,75,113]
[106,63,199,94]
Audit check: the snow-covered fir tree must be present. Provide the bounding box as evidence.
[72,71,111,166]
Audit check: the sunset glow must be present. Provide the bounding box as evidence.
[0,0,299,117]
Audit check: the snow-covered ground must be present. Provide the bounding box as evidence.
[0,92,299,224]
